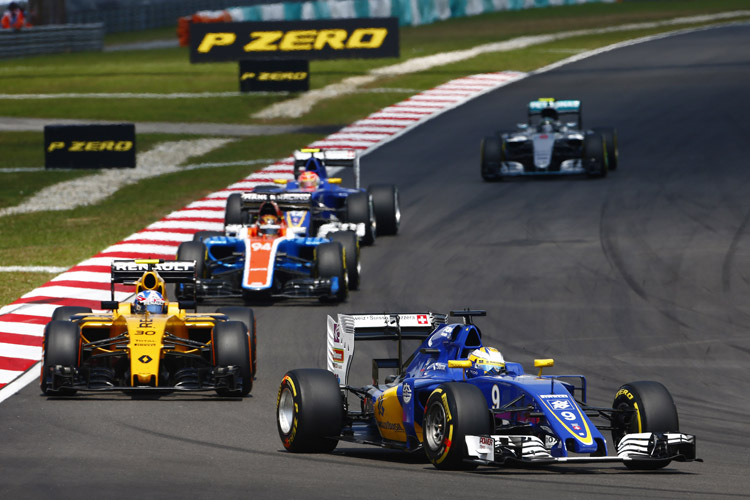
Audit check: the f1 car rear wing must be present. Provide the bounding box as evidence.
[110,260,196,285]
[293,148,361,189]
[528,98,582,128]
[108,259,196,301]
[240,191,314,213]
[327,312,447,386]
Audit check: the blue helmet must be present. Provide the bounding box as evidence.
[134,290,166,314]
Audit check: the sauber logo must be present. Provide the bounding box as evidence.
[47,141,133,152]
[198,28,389,54]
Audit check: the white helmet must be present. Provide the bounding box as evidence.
[467,347,505,376]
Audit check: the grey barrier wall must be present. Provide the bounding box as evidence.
[0,24,104,59]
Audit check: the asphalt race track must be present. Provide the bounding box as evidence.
[2,23,750,499]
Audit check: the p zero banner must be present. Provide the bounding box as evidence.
[190,18,399,63]
[45,124,136,169]
[239,59,309,92]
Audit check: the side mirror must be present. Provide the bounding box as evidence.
[534,358,554,377]
[100,300,119,310]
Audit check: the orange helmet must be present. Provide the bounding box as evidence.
[298,171,320,192]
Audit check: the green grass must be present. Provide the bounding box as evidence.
[0,0,748,306]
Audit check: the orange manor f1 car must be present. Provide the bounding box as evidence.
[40,260,256,397]
[276,311,698,470]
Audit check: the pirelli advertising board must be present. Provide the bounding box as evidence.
[239,59,309,92]
[190,18,399,63]
[44,124,136,169]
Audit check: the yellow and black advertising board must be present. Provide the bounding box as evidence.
[190,17,399,63]
[44,124,136,169]
[239,59,309,92]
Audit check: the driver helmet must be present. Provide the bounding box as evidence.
[258,213,281,236]
[134,290,166,314]
[540,117,555,133]
[298,171,320,192]
[467,347,505,377]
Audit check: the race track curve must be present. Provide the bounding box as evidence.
[2,22,749,500]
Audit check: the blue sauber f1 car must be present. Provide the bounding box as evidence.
[248,149,400,245]
[481,98,618,180]
[276,311,698,471]
[177,192,357,302]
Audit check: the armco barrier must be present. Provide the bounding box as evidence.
[0,70,527,393]
[0,24,104,59]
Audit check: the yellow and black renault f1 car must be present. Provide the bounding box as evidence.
[40,260,256,397]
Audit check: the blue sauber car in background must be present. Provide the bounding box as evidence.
[276,311,698,471]
[481,98,619,180]
[176,192,358,303]
[248,149,400,245]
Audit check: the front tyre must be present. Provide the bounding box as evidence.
[612,381,679,470]
[423,382,491,470]
[277,369,343,453]
[584,132,609,178]
[592,127,618,171]
[215,307,257,376]
[315,242,348,302]
[480,136,503,181]
[40,320,81,396]
[329,231,360,291]
[213,321,253,396]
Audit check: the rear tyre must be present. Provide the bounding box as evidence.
[481,136,503,181]
[423,382,491,470]
[213,321,253,396]
[224,192,246,226]
[345,191,376,246]
[329,231,360,291]
[593,127,618,171]
[40,320,81,396]
[584,132,609,178]
[176,241,207,301]
[315,242,347,302]
[612,381,679,470]
[276,369,343,453]
[51,306,92,322]
[369,184,400,236]
[216,307,257,376]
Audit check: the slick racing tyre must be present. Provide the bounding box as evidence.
[40,320,81,396]
[216,307,257,376]
[51,306,92,322]
[277,369,343,453]
[315,242,348,302]
[176,240,207,301]
[213,321,253,396]
[592,127,619,171]
[345,191,376,246]
[423,383,491,470]
[584,132,609,178]
[480,135,503,182]
[369,184,400,236]
[192,230,223,242]
[224,192,247,226]
[329,231,360,291]
[612,381,679,470]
